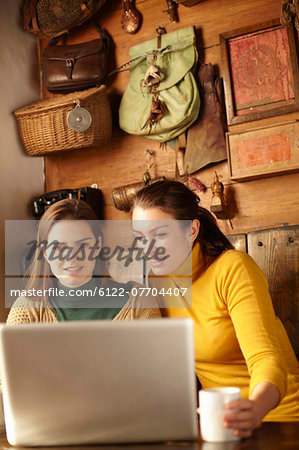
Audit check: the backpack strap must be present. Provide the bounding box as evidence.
[175,133,187,181]
[156,26,167,49]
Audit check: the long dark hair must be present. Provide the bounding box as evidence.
[132,181,234,263]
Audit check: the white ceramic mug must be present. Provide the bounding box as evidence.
[199,387,241,442]
[201,441,240,450]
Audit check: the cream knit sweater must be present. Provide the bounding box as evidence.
[7,286,162,324]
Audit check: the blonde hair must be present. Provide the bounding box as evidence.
[25,199,105,307]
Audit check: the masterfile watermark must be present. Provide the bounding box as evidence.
[26,236,169,267]
[5,219,193,308]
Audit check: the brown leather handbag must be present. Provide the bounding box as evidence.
[42,25,110,94]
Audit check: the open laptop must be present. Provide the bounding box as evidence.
[0,318,198,446]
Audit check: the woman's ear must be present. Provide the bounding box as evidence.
[191,219,200,244]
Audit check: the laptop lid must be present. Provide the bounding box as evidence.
[0,318,198,446]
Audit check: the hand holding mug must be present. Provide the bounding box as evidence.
[223,398,263,438]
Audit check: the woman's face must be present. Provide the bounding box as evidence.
[132,207,198,276]
[44,220,100,288]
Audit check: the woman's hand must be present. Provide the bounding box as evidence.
[222,398,262,438]
[222,381,281,438]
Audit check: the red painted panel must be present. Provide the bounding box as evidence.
[229,26,295,114]
[237,133,291,168]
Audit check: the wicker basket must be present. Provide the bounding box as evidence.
[14,85,112,156]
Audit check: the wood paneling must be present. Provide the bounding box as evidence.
[227,234,247,252]
[43,0,299,235]
[247,226,299,358]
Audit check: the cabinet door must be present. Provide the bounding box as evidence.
[247,226,299,359]
[227,234,247,252]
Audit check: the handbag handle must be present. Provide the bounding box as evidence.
[91,21,110,48]
[46,21,109,49]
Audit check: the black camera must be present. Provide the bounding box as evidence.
[31,187,103,219]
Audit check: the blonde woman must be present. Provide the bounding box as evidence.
[8,198,161,324]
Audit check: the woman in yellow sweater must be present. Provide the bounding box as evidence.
[132,180,299,438]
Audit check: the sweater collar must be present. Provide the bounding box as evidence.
[148,242,204,288]
[172,242,204,288]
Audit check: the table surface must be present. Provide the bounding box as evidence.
[0,422,298,449]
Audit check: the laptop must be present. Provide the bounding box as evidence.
[0,318,198,446]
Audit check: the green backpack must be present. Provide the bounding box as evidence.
[119,27,200,143]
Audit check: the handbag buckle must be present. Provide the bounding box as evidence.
[65,58,75,79]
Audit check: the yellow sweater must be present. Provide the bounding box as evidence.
[149,244,299,421]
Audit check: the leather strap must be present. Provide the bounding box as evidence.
[23,0,33,29]
[174,133,186,181]
[46,20,107,49]
[80,1,94,16]
[91,21,108,39]
[24,0,41,34]
[156,26,166,49]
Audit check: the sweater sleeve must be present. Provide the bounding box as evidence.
[6,297,40,324]
[6,297,57,324]
[220,251,288,400]
[114,283,162,321]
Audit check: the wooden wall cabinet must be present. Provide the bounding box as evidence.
[228,226,299,359]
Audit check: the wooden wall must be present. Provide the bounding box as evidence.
[42,0,299,234]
